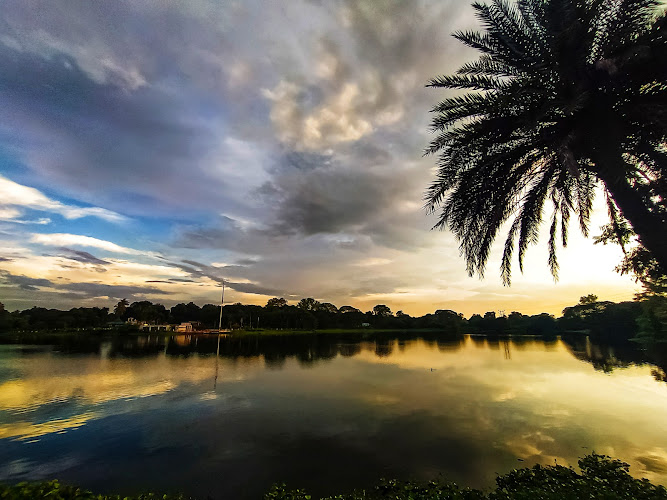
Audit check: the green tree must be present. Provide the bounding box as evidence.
[426,0,667,284]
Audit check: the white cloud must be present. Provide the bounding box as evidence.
[30,233,139,255]
[0,175,126,223]
[0,207,22,220]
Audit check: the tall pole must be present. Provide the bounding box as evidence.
[218,279,225,332]
[214,279,224,390]
[214,332,220,390]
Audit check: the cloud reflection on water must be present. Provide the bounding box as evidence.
[0,334,666,496]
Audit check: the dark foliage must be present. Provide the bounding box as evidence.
[426,0,667,283]
[3,455,664,499]
[263,454,666,499]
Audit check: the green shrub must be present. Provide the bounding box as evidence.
[2,455,666,500]
[0,480,186,500]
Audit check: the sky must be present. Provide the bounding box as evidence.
[0,0,640,317]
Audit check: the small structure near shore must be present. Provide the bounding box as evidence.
[176,322,193,332]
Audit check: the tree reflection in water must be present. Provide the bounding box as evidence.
[2,330,667,499]
[22,330,664,383]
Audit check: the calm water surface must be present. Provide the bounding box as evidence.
[1,333,666,499]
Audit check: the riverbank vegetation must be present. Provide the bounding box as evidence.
[1,454,665,499]
[1,293,665,346]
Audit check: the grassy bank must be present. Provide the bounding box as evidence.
[227,327,446,337]
[0,327,450,343]
[1,454,665,499]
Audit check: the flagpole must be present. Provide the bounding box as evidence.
[214,279,224,390]
[218,279,225,332]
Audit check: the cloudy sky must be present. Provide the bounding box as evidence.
[0,0,639,317]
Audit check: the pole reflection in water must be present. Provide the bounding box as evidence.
[214,333,220,390]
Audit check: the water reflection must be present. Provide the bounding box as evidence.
[0,333,666,499]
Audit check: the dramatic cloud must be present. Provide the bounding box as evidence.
[0,270,168,300]
[0,271,53,291]
[56,248,110,266]
[0,0,640,314]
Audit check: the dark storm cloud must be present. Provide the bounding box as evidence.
[266,167,398,235]
[172,215,266,253]
[60,282,169,299]
[0,0,475,228]
[0,43,225,215]
[259,148,430,250]
[156,257,282,297]
[224,281,283,297]
[0,271,54,291]
[0,270,166,299]
[0,0,486,311]
[57,248,109,266]
[177,227,240,251]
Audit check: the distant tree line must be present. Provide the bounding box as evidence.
[1,293,664,344]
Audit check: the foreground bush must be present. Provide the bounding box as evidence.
[0,480,186,500]
[1,454,665,499]
[266,454,667,500]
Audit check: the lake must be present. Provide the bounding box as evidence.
[0,332,666,499]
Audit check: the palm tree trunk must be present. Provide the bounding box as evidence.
[590,146,667,271]
[583,104,667,271]
[603,175,667,266]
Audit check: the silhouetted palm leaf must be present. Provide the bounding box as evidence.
[426,0,667,284]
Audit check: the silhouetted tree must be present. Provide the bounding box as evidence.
[126,301,167,324]
[426,0,667,283]
[319,302,338,314]
[595,220,667,296]
[297,298,320,311]
[201,304,220,328]
[266,297,288,308]
[579,294,599,305]
[372,304,393,317]
[114,298,129,318]
[170,302,201,323]
[635,295,667,345]
[0,302,10,331]
[434,309,464,332]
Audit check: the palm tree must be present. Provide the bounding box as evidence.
[426,0,666,284]
[114,298,129,318]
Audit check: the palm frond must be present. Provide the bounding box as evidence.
[426,0,667,281]
[427,74,510,91]
[548,194,560,280]
[517,161,555,272]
